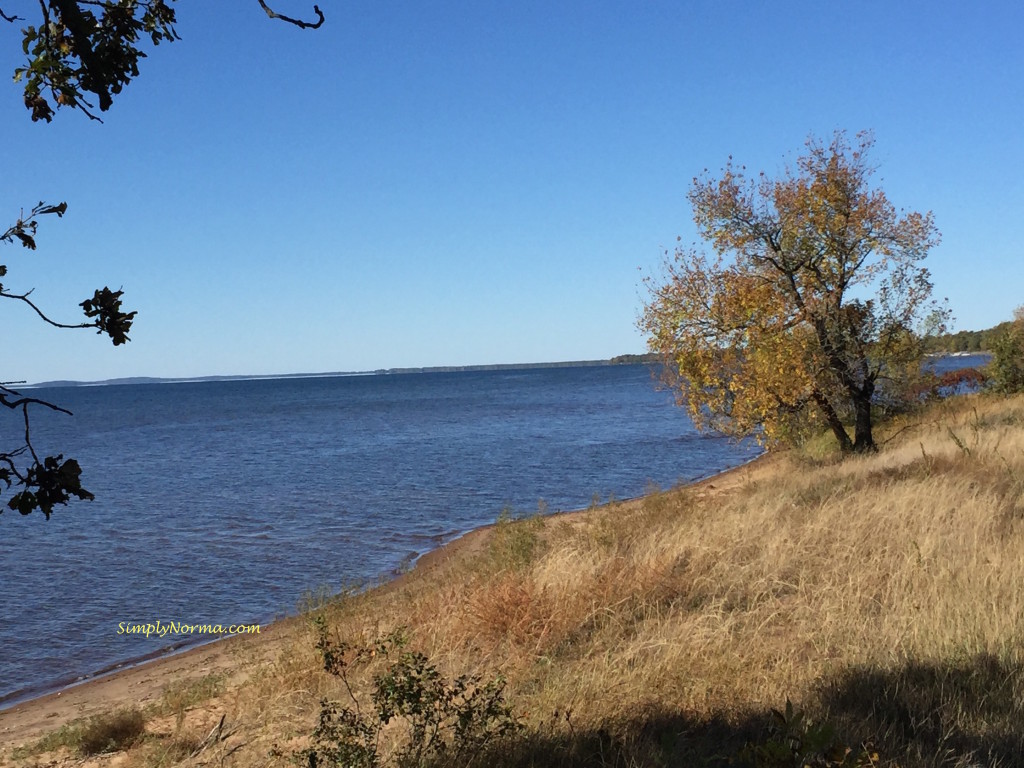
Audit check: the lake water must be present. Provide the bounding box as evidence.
[926,352,991,374]
[0,364,761,706]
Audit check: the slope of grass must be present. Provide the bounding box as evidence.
[13,393,1024,767]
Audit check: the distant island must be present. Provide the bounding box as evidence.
[27,354,663,389]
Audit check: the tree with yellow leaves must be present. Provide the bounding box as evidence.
[642,131,946,454]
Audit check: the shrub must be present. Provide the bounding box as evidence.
[75,707,147,756]
[988,327,1024,394]
[302,618,522,768]
[910,367,989,402]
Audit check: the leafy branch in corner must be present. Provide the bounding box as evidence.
[14,0,180,122]
[1,202,134,518]
[1,3,325,522]
[3,1,327,122]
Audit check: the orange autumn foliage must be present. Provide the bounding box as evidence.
[642,131,946,453]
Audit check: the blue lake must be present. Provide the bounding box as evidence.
[0,364,761,705]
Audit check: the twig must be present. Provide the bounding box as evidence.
[0,289,94,331]
[189,714,226,758]
[256,0,325,29]
[22,404,40,462]
[879,423,915,446]
[0,386,75,416]
[221,741,247,759]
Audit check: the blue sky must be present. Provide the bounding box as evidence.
[1,1,1021,382]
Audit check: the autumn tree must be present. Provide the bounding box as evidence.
[641,132,945,454]
[1,1,323,518]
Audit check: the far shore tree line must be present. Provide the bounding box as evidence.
[924,317,1022,354]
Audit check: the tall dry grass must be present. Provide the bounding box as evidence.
[21,394,1024,767]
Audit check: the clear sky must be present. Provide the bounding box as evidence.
[1,1,1021,382]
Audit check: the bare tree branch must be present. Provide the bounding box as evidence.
[0,6,23,22]
[0,288,95,331]
[256,0,325,29]
[0,385,75,416]
[21,404,39,462]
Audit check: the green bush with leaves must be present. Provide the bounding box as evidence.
[987,309,1024,394]
[303,618,522,768]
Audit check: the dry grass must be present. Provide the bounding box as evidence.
[16,393,1024,767]
[19,707,147,758]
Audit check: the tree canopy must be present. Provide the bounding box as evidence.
[1,1,324,519]
[642,132,945,454]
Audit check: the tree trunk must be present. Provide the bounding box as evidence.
[852,392,876,453]
[813,392,853,454]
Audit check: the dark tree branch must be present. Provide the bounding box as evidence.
[1,385,75,417]
[257,0,325,29]
[51,0,113,110]
[0,288,95,331]
[1,201,68,250]
[21,404,40,462]
[0,6,23,22]
[67,92,104,123]
[0,452,26,473]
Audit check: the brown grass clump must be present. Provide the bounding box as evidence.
[12,393,1024,768]
[31,707,147,757]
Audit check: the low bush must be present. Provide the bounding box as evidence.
[74,707,147,756]
[302,617,522,767]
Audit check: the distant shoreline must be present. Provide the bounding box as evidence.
[25,351,989,390]
[26,355,661,389]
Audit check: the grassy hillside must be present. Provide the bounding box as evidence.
[7,394,1024,767]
